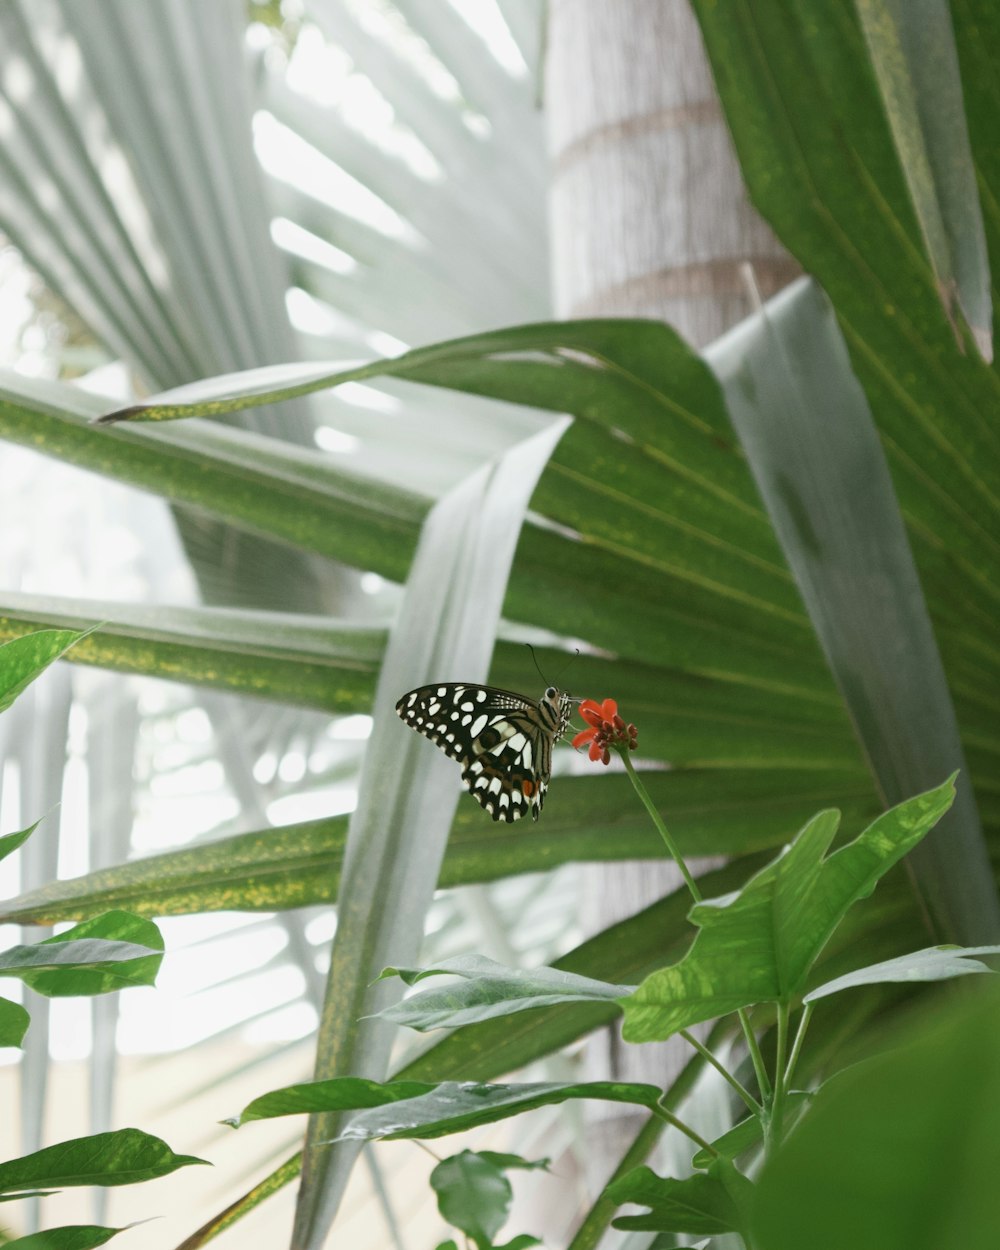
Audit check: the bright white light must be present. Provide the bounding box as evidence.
[449,0,527,77]
[367,329,408,356]
[243,1000,318,1044]
[304,911,336,945]
[360,573,383,595]
[315,425,360,454]
[271,216,356,275]
[277,748,307,784]
[329,714,373,741]
[255,111,414,241]
[267,786,357,825]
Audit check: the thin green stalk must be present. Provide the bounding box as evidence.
[621,751,702,903]
[738,1007,772,1100]
[651,1099,718,1157]
[679,1028,761,1115]
[785,1001,814,1088]
[768,1001,791,1153]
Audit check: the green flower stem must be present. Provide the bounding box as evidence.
[651,1099,718,1157]
[768,1001,791,1153]
[784,1001,814,1088]
[620,750,702,903]
[679,1029,761,1115]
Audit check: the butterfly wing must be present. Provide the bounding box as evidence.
[395,683,568,822]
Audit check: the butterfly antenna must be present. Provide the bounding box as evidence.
[526,643,546,683]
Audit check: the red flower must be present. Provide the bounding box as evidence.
[572,697,638,766]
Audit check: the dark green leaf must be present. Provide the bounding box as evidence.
[1,913,162,997]
[0,822,42,867]
[753,985,1000,1249]
[0,996,30,1048]
[335,1081,662,1143]
[377,956,633,1030]
[0,1129,206,1193]
[0,1225,129,1248]
[227,1077,436,1127]
[495,1238,540,1250]
[621,778,955,1042]
[430,1152,512,1249]
[608,1161,754,1236]
[0,629,90,713]
[804,944,1000,1003]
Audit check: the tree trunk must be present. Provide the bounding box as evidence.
[545,0,798,1199]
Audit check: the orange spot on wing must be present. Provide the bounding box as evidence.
[521,779,535,797]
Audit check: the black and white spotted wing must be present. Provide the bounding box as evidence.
[395,683,572,823]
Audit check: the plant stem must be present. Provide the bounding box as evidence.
[768,1001,790,1153]
[738,1008,772,1101]
[651,1100,718,1157]
[620,751,702,903]
[784,1001,814,1088]
[679,1029,761,1115]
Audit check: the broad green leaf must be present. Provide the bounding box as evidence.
[495,1238,540,1250]
[335,1081,663,1143]
[226,1077,435,1128]
[0,1129,206,1193]
[376,956,633,1030]
[0,592,383,714]
[621,778,955,1042]
[0,770,871,925]
[0,822,42,867]
[0,1226,129,1249]
[753,985,1000,1249]
[0,997,30,1048]
[430,1152,513,1250]
[710,277,997,944]
[855,0,991,357]
[804,944,1000,1003]
[293,419,570,1248]
[566,1115,670,1250]
[607,1161,754,1236]
[1,913,162,997]
[0,629,90,713]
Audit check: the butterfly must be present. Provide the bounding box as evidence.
[395,683,573,822]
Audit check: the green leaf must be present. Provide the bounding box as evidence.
[0,1129,206,1193]
[0,592,383,715]
[621,777,956,1042]
[0,629,91,713]
[377,956,633,1030]
[854,0,991,356]
[0,1225,130,1249]
[0,913,162,997]
[430,1152,513,1250]
[0,822,42,868]
[607,1160,754,1236]
[753,985,1000,1249]
[0,997,31,1048]
[804,944,1000,1003]
[226,1077,436,1128]
[710,276,997,944]
[335,1081,662,1143]
[495,1238,540,1250]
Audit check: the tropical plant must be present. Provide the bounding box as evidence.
[0,1,997,1249]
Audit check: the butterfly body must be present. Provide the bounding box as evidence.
[395,683,572,822]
